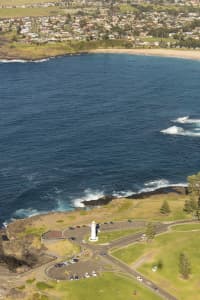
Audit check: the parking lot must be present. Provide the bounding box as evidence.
[47,256,104,280]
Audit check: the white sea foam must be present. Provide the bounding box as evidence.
[112,190,136,198]
[13,208,42,218]
[173,116,200,124]
[161,125,200,137]
[0,58,49,63]
[140,179,186,193]
[72,179,187,208]
[34,58,50,63]
[161,126,185,135]
[73,189,105,208]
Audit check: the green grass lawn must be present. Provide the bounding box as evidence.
[112,243,147,264]
[52,273,162,300]
[171,223,200,231]
[113,230,200,300]
[0,7,65,18]
[0,0,58,5]
[93,228,144,244]
[142,37,176,43]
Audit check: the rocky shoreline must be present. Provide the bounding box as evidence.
[0,51,88,62]
[82,185,188,207]
[1,48,200,62]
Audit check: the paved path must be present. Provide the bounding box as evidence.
[105,254,178,300]
[45,219,199,300]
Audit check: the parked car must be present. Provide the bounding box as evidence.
[55,263,65,268]
[84,272,90,278]
[136,276,143,282]
[92,270,97,277]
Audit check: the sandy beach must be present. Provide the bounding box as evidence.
[89,48,200,61]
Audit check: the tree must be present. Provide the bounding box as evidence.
[195,209,200,221]
[187,173,200,217]
[145,222,156,241]
[157,259,163,270]
[187,172,200,200]
[160,200,171,214]
[190,197,198,210]
[179,252,191,279]
[183,200,193,213]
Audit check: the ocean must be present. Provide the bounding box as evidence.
[1,53,200,223]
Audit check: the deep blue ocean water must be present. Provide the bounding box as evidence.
[1,53,200,223]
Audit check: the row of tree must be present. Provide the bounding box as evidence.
[184,172,200,220]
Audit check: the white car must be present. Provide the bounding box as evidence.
[136,276,143,282]
[84,272,90,278]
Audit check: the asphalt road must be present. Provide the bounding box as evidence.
[45,219,199,300]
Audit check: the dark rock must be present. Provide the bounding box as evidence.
[81,186,188,207]
[126,186,188,199]
[82,195,114,206]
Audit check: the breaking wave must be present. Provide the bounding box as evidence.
[0,58,49,63]
[72,179,186,207]
[161,125,200,137]
[73,189,105,208]
[173,116,200,124]
[13,208,43,218]
[140,179,186,193]
[112,190,136,198]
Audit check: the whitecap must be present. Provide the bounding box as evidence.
[72,189,105,208]
[140,179,187,193]
[161,125,200,137]
[33,58,50,63]
[161,126,185,135]
[112,190,136,198]
[173,116,200,124]
[144,179,170,188]
[0,59,27,63]
[0,58,49,63]
[13,208,43,218]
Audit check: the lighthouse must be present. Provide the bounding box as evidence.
[89,221,98,242]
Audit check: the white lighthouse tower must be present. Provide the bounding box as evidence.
[89,220,98,242]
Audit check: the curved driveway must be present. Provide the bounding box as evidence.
[46,219,199,300]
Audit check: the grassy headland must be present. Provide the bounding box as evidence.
[1,33,200,61]
[16,272,162,300]
[112,224,200,300]
[0,35,134,60]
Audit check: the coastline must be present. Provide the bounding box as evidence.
[81,185,188,207]
[1,48,200,62]
[89,48,200,61]
[3,184,187,224]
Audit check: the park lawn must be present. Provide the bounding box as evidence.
[113,231,200,300]
[110,194,189,222]
[0,7,65,18]
[0,42,75,60]
[0,0,58,5]
[142,37,176,43]
[18,194,191,236]
[50,272,162,300]
[112,243,147,265]
[43,239,80,257]
[91,228,145,244]
[171,223,200,231]
[119,4,139,13]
